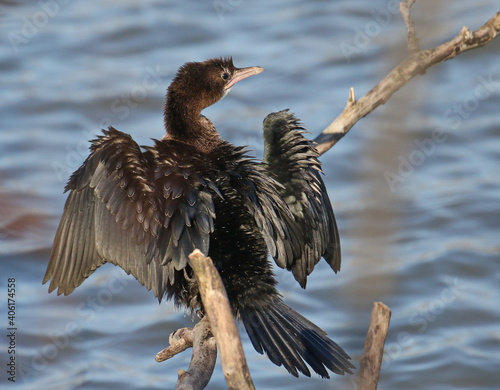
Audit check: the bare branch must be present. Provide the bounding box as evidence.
[314,11,500,156]
[156,318,217,390]
[156,327,195,362]
[357,302,392,390]
[156,250,254,390]
[400,0,420,54]
[188,250,255,390]
[175,318,217,390]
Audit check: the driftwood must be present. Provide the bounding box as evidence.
[357,302,392,390]
[157,2,500,389]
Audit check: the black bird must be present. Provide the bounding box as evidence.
[43,57,353,378]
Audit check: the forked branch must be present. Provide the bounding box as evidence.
[314,10,500,155]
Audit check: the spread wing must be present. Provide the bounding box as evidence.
[263,110,341,287]
[43,127,216,301]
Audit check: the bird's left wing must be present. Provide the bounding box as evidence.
[263,110,341,288]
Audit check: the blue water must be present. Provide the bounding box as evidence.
[1,1,499,389]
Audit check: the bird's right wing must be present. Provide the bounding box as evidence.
[43,128,217,301]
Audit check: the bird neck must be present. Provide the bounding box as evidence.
[163,90,221,151]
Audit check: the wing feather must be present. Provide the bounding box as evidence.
[263,110,341,287]
[43,128,216,301]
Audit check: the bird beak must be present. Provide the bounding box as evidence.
[225,66,264,90]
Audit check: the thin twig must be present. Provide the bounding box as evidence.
[314,11,500,156]
[400,0,420,54]
[357,302,392,390]
[156,327,194,362]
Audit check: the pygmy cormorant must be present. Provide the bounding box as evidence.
[43,57,353,378]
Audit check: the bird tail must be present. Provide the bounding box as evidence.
[240,300,354,378]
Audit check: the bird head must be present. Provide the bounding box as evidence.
[167,57,264,111]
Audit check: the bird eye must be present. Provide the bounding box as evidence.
[221,72,230,80]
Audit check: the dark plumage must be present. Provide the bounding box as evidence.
[263,110,341,287]
[43,57,353,378]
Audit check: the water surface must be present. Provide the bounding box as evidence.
[1,1,499,389]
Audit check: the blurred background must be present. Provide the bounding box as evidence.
[1,1,499,389]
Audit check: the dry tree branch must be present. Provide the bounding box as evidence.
[188,250,255,390]
[357,302,392,390]
[156,318,217,390]
[157,327,195,362]
[156,250,254,390]
[314,10,500,156]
